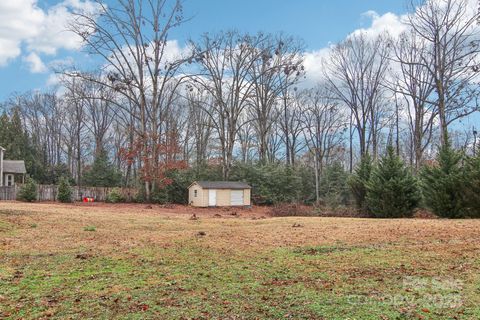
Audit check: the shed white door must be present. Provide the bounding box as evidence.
[208,189,217,206]
[230,190,244,206]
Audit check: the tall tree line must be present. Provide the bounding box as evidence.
[0,0,478,202]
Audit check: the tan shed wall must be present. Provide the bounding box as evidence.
[244,188,251,206]
[202,189,209,206]
[188,184,207,207]
[188,185,252,207]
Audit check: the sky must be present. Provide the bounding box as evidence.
[0,0,409,100]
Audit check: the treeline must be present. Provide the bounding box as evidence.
[0,0,479,214]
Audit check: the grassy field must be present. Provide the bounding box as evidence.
[1,202,479,319]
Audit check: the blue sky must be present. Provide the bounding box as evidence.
[0,0,407,100]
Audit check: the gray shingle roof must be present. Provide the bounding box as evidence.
[193,181,251,189]
[3,160,27,174]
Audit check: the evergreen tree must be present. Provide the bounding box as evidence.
[463,155,480,217]
[366,146,420,218]
[0,113,9,145]
[230,163,306,205]
[57,177,73,203]
[17,178,37,202]
[82,150,121,187]
[421,140,466,218]
[0,109,45,183]
[320,162,350,208]
[348,154,373,212]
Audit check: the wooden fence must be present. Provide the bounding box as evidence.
[0,185,137,202]
[0,186,17,201]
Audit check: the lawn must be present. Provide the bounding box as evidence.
[1,202,479,319]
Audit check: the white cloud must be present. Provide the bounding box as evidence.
[352,11,407,39]
[23,52,47,73]
[301,47,331,87]
[0,0,101,69]
[302,10,408,86]
[46,73,61,87]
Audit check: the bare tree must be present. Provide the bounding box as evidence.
[237,117,256,163]
[79,77,115,157]
[324,33,391,159]
[68,0,192,200]
[62,77,89,184]
[301,87,347,203]
[407,0,480,145]
[248,34,304,163]
[190,31,263,179]
[185,89,213,167]
[278,88,306,166]
[390,30,437,171]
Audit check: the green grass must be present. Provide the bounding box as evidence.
[1,242,479,319]
[83,226,96,232]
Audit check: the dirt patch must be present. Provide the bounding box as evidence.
[412,208,438,219]
[268,203,316,217]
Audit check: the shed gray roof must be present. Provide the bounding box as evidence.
[192,181,251,189]
[3,160,27,174]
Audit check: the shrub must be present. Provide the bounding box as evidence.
[84,226,96,232]
[348,154,373,212]
[57,177,73,203]
[230,163,309,205]
[17,177,37,202]
[421,140,466,218]
[106,188,125,203]
[269,203,315,217]
[366,146,420,218]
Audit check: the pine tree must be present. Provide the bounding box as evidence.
[321,162,350,208]
[83,149,121,187]
[463,155,480,217]
[366,146,420,218]
[17,178,37,202]
[348,154,373,212]
[421,139,466,218]
[57,177,73,203]
[0,113,9,145]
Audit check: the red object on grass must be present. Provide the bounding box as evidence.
[83,197,94,203]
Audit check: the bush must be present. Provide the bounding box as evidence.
[421,140,466,218]
[106,188,125,203]
[17,177,37,202]
[230,163,310,205]
[366,146,420,218]
[269,203,315,217]
[57,177,73,203]
[348,154,373,212]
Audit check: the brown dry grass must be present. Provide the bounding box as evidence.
[1,201,478,255]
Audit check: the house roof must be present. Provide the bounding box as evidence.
[3,160,27,174]
[191,181,251,189]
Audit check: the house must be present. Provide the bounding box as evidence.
[0,146,27,186]
[188,181,251,207]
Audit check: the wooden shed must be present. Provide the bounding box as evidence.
[188,181,251,207]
